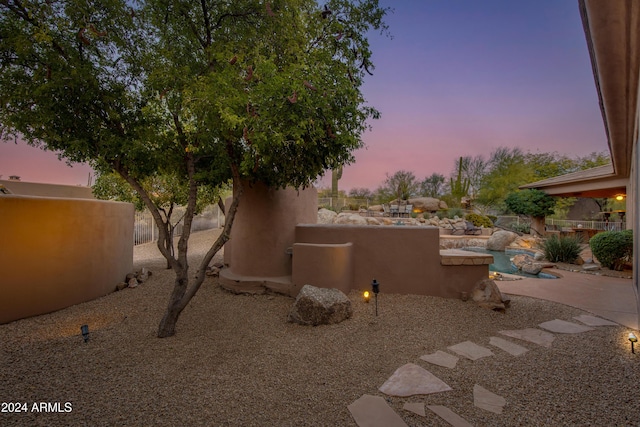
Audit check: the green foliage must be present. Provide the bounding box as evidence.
[465,213,492,228]
[420,173,446,198]
[487,215,497,223]
[437,208,464,219]
[0,0,390,337]
[510,222,531,234]
[475,147,532,211]
[348,187,373,200]
[504,189,556,218]
[589,230,633,270]
[541,235,582,263]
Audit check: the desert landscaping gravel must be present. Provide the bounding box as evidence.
[1,229,638,426]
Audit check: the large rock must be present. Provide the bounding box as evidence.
[334,213,368,225]
[486,230,518,251]
[470,279,507,311]
[408,197,447,212]
[288,285,353,326]
[317,208,338,224]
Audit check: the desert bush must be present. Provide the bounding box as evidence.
[589,230,633,270]
[541,234,582,263]
[465,213,493,228]
[437,208,465,219]
[487,214,498,223]
[511,222,530,234]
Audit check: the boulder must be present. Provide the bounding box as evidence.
[486,230,518,251]
[288,284,353,326]
[334,213,367,225]
[128,277,139,288]
[115,282,128,291]
[512,254,534,269]
[365,217,382,225]
[470,279,507,312]
[317,208,338,224]
[408,197,442,212]
[521,263,543,275]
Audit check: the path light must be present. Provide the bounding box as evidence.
[81,324,89,343]
[371,279,380,316]
[629,332,637,354]
[363,291,371,303]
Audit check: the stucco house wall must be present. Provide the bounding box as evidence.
[0,195,133,324]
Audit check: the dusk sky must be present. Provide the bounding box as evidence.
[0,0,607,191]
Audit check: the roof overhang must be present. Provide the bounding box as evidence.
[520,164,627,198]
[521,0,639,197]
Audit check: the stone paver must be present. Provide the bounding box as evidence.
[379,363,453,397]
[488,336,529,356]
[420,350,459,368]
[427,405,474,427]
[474,384,506,414]
[539,319,594,334]
[447,341,494,360]
[348,395,408,427]
[573,314,619,327]
[403,402,425,417]
[499,328,555,348]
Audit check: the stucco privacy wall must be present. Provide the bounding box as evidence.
[294,225,489,298]
[221,182,317,294]
[0,195,133,324]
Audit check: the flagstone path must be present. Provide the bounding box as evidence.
[347,315,619,426]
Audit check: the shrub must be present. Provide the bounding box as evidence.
[487,214,498,223]
[465,213,493,228]
[541,234,582,263]
[511,222,530,234]
[437,208,465,219]
[589,230,633,270]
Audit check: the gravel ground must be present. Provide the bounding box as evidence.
[1,229,638,426]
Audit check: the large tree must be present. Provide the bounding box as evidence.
[0,0,389,337]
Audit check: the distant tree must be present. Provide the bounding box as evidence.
[420,173,446,198]
[0,0,389,337]
[476,147,533,212]
[459,155,487,198]
[381,170,420,201]
[348,187,373,200]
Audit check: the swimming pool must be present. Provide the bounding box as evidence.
[462,248,557,279]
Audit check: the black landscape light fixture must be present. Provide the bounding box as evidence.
[629,332,637,354]
[81,324,89,343]
[371,279,380,316]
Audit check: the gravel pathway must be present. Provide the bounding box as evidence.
[1,229,638,426]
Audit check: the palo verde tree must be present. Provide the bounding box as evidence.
[0,0,389,337]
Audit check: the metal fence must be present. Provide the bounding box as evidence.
[318,197,370,211]
[545,218,624,231]
[134,204,225,245]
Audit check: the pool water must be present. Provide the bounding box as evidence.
[462,248,557,279]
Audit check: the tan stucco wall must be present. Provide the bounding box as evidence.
[221,182,317,289]
[294,225,489,298]
[0,180,95,199]
[292,243,353,295]
[0,196,133,324]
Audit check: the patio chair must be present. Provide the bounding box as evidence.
[382,204,390,217]
[463,221,482,235]
[404,204,413,218]
[390,204,399,218]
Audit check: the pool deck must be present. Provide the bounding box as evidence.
[497,270,638,329]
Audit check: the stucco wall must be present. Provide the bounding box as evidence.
[221,182,317,293]
[0,195,133,324]
[294,224,489,298]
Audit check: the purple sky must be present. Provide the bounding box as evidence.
[0,0,607,190]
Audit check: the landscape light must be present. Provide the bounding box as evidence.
[363,291,370,303]
[81,324,89,343]
[371,279,380,316]
[629,332,637,354]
